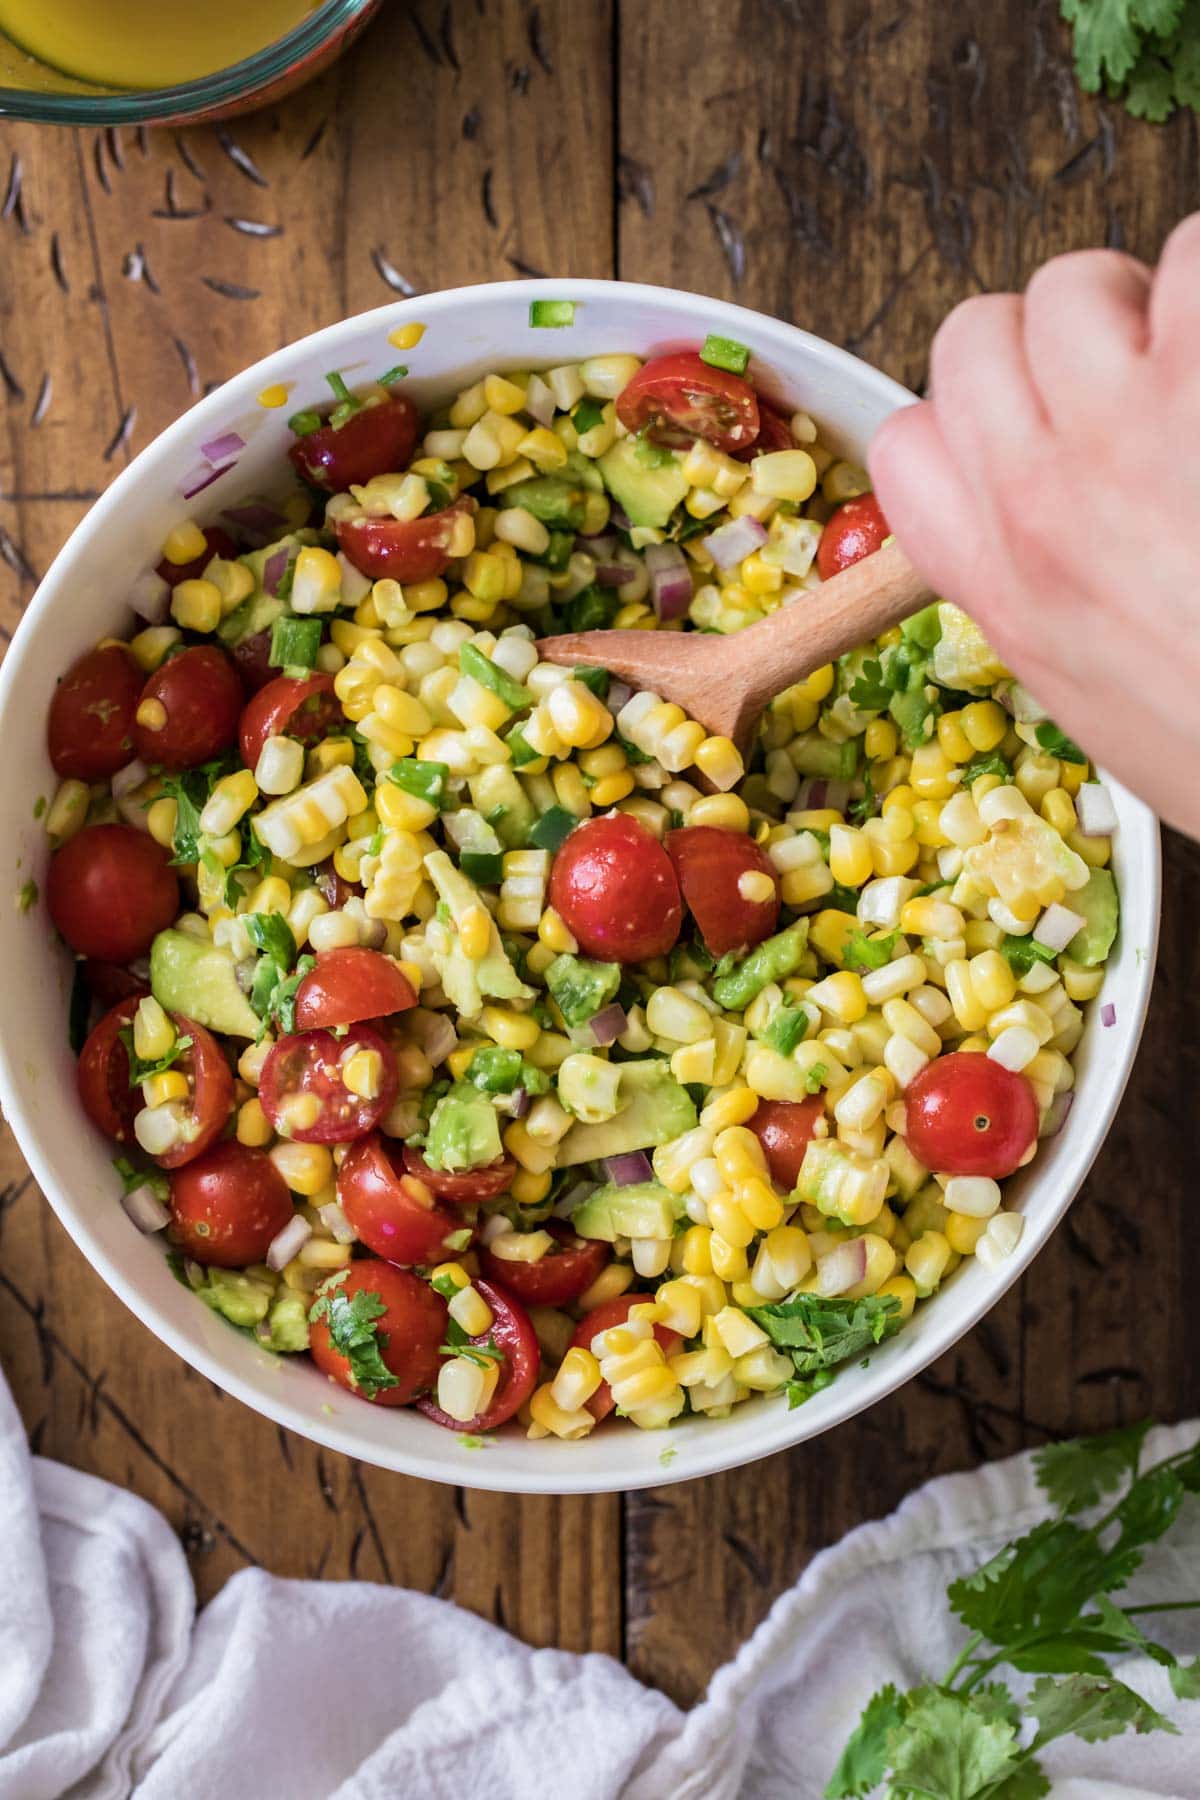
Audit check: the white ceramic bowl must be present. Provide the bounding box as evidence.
[0,280,1160,1493]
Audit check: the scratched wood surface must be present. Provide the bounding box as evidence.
[1,0,1197,1707]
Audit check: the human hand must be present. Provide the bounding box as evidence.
[869,215,1200,840]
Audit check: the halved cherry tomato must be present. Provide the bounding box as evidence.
[47,644,143,780]
[288,394,422,492]
[401,1145,516,1206]
[571,1293,682,1422]
[665,825,781,957]
[735,401,796,460]
[338,1134,474,1263]
[238,672,341,772]
[749,1096,825,1192]
[230,629,276,695]
[479,1221,609,1308]
[816,493,889,581]
[310,1261,448,1406]
[83,959,150,1007]
[259,1024,398,1145]
[904,1052,1038,1179]
[153,1014,237,1170]
[417,1279,539,1433]
[132,645,243,770]
[335,495,474,585]
[47,825,179,962]
[77,996,141,1144]
[615,351,759,453]
[155,527,238,590]
[293,947,418,1031]
[168,1140,292,1267]
[549,813,682,964]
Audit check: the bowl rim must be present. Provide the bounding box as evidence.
[0,277,1162,1492]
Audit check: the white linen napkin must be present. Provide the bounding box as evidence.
[2,1362,1197,1799]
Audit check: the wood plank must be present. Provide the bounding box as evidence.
[618,0,1200,1706]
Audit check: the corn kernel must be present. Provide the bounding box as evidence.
[237,1097,272,1147]
[162,520,207,565]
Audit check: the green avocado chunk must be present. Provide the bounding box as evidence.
[712,919,810,1012]
[1067,868,1120,968]
[545,952,621,1027]
[573,1179,684,1243]
[150,929,262,1039]
[265,1289,311,1352]
[598,437,689,529]
[557,1059,696,1166]
[498,474,590,529]
[198,1268,274,1329]
[425,1084,504,1172]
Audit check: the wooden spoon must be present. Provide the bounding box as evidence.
[538,537,934,759]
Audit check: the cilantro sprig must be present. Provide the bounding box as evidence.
[308,1283,398,1400]
[439,1316,507,1370]
[827,1421,1200,1798]
[1061,0,1200,125]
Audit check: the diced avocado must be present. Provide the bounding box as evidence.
[425,1084,504,1172]
[499,474,590,529]
[1067,868,1120,968]
[469,765,536,850]
[712,919,809,1012]
[573,1179,684,1243]
[931,603,1009,691]
[545,952,620,1027]
[150,929,262,1039]
[901,604,942,650]
[789,732,857,780]
[265,1290,310,1352]
[598,437,689,530]
[423,851,534,1017]
[218,588,285,648]
[558,1059,696,1166]
[198,1268,274,1329]
[557,1051,622,1123]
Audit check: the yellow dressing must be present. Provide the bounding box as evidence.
[0,0,321,90]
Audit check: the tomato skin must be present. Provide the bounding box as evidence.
[615,352,760,453]
[48,644,143,780]
[154,1016,236,1170]
[294,947,418,1031]
[338,1134,474,1264]
[665,825,781,957]
[288,394,422,492]
[259,1025,398,1146]
[238,672,340,772]
[83,959,150,1007]
[401,1146,516,1206]
[571,1294,682,1422]
[336,496,474,585]
[479,1221,609,1308]
[816,493,890,581]
[310,1261,447,1406]
[47,825,179,962]
[904,1052,1038,1179]
[168,1140,292,1267]
[417,1280,539,1433]
[77,997,141,1144]
[549,814,683,964]
[155,527,238,590]
[132,646,243,770]
[748,1097,825,1192]
[735,401,796,460]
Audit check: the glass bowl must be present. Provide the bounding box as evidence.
[0,0,381,126]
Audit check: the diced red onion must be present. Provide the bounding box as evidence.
[421,1012,457,1067]
[183,1258,207,1290]
[317,1201,357,1245]
[494,1086,531,1118]
[129,569,170,624]
[266,1213,312,1271]
[128,955,151,983]
[224,502,286,533]
[524,373,556,428]
[254,1320,275,1346]
[794,778,826,811]
[1033,903,1086,954]
[603,1150,653,1186]
[814,1237,867,1297]
[595,563,637,588]
[1075,783,1117,837]
[554,1179,597,1219]
[996,680,1047,724]
[262,548,290,595]
[701,514,768,570]
[116,793,152,831]
[608,501,632,532]
[587,1002,628,1046]
[1101,1002,1116,1028]
[645,542,692,620]
[575,532,619,558]
[180,461,234,500]
[111,757,149,802]
[1042,1090,1075,1139]
[121,1183,170,1233]
[608,680,633,712]
[200,430,245,464]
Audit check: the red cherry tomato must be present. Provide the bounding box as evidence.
[665,825,781,957]
[293,947,418,1032]
[153,1014,237,1170]
[47,825,179,962]
[748,1097,825,1192]
[401,1145,516,1206]
[549,814,682,964]
[155,527,238,590]
[259,1025,398,1145]
[338,1134,474,1263]
[77,996,141,1144]
[615,352,759,453]
[904,1051,1038,1179]
[168,1140,292,1267]
[238,672,341,772]
[816,493,890,581]
[47,644,143,780]
[132,646,243,770]
[83,959,150,1007]
[570,1294,682,1422]
[335,495,474,585]
[230,629,276,695]
[417,1279,539,1433]
[479,1221,609,1308]
[288,394,422,492]
[735,401,796,460]
[310,1261,448,1406]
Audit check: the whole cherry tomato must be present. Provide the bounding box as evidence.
[47,825,178,962]
[238,673,341,773]
[748,1097,825,1192]
[288,393,422,492]
[338,1134,474,1264]
[401,1145,516,1206]
[665,825,781,957]
[570,1293,682,1422]
[155,527,238,590]
[335,495,474,585]
[417,1279,539,1433]
[168,1140,293,1267]
[259,1025,398,1146]
[310,1261,448,1406]
[904,1051,1038,1179]
[479,1221,609,1308]
[293,948,417,1032]
[549,814,682,964]
[816,493,890,581]
[615,352,759,453]
[77,996,141,1145]
[47,644,143,780]
[132,646,242,770]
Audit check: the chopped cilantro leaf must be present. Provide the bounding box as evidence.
[1035,721,1088,764]
[118,1024,194,1088]
[844,928,899,973]
[308,1286,398,1400]
[1001,934,1057,976]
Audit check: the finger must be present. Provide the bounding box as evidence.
[1148,210,1200,365]
[927,293,1047,490]
[1023,249,1151,425]
[868,401,991,607]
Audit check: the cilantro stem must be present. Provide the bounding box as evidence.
[1121,1600,1200,1617]
[942,1631,984,1687]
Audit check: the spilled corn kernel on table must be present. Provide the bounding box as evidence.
[1,0,1198,1707]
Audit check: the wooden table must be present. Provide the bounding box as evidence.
[1,0,1197,1708]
